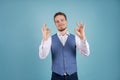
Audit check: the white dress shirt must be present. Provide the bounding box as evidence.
[39,31,90,59]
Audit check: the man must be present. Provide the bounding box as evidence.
[39,12,90,80]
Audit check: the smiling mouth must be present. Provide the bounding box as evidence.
[59,24,64,27]
[58,27,67,31]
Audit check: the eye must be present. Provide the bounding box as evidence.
[55,20,59,23]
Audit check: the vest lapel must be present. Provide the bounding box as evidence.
[55,34,70,47]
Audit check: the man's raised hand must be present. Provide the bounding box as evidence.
[74,22,86,41]
[41,24,51,41]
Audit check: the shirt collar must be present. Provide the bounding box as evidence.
[57,30,70,36]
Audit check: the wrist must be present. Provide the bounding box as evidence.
[79,34,86,41]
[42,36,48,41]
[81,36,86,41]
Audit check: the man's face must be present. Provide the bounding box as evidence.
[54,15,68,31]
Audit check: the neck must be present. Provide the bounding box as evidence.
[59,29,67,36]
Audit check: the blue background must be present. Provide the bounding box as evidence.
[0,0,120,80]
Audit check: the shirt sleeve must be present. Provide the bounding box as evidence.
[75,35,90,56]
[39,37,52,59]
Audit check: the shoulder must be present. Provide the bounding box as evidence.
[51,33,57,39]
[68,33,75,41]
[52,33,57,37]
[69,33,75,38]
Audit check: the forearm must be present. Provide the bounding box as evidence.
[39,37,51,59]
[79,40,90,56]
[76,35,90,56]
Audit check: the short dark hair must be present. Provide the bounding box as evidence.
[54,12,67,21]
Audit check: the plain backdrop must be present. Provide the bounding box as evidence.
[0,0,120,80]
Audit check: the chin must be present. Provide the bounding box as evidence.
[58,27,66,31]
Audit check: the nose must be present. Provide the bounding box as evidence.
[59,20,63,24]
